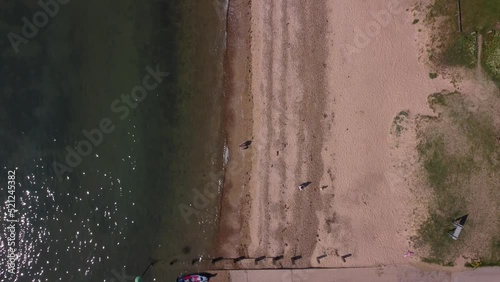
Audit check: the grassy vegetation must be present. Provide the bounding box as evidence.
[415,92,500,265]
[461,0,500,33]
[416,134,471,263]
[483,32,500,83]
[392,110,409,137]
[428,91,449,106]
[453,112,498,166]
[442,35,477,68]
[426,0,499,70]
[428,0,499,33]
[463,237,500,267]
[422,256,455,267]
[416,1,500,264]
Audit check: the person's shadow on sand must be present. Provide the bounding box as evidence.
[298,181,312,190]
[239,140,252,150]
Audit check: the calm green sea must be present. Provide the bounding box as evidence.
[0,0,227,281]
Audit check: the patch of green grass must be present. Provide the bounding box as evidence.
[416,135,471,263]
[426,0,500,70]
[462,117,497,163]
[429,72,438,79]
[418,213,456,263]
[429,0,499,33]
[481,260,500,267]
[414,91,500,264]
[449,108,498,166]
[461,0,500,33]
[467,261,500,267]
[397,110,409,118]
[418,136,448,187]
[392,110,409,136]
[426,0,455,25]
[465,259,500,268]
[484,237,500,265]
[422,256,455,267]
[483,32,500,83]
[442,34,477,68]
[418,134,477,186]
[428,91,452,107]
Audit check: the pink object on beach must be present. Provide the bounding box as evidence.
[404,250,414,257]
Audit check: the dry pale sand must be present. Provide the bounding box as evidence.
[215,0,460,269]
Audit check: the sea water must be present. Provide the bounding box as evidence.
[0,0,226,281]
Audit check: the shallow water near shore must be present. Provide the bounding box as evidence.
[0,0,226,281]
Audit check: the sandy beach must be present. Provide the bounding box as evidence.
[215,0,459,269]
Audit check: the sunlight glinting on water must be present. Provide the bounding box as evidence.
[0,127,141,280]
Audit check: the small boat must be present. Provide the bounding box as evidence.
[176,273,216,282]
